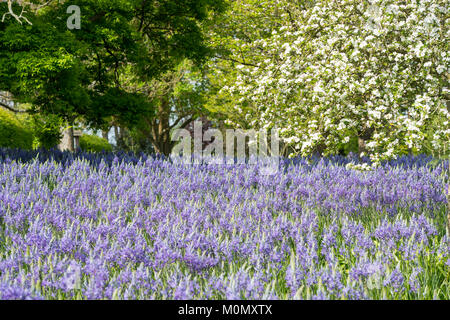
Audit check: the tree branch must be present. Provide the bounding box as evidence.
[1,0,32,25]
[0,100,28,113]
[1,0,54,25]
[215,54,259,68]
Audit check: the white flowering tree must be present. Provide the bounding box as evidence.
[217,0,449,164]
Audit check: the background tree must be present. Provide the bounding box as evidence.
[116,60,212,155]
[204,0,284,128]
[212,0,449,164]
[0,0,226,151]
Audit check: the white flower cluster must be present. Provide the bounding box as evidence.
[222,0,449,164]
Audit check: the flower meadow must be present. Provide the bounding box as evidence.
[0,149,448,300]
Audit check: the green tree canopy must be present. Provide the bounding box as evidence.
[0,0,226,131]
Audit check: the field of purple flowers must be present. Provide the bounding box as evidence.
[0,149,448,300]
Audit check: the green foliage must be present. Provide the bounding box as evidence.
[88,88,154,129]
[0,0,226,137]
[338,135,359,156]
[0,15,89,120]
[420,116,450,159]
[0,108,33,149]
[30,114,63,150]
[117,59,213,155]
[204,0,282,127]
[79,134,112,153]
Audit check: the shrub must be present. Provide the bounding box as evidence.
[79,134,112,152]
[30,114,63,150]
[0,108,33,149]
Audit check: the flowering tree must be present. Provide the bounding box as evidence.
[218,0,449,164]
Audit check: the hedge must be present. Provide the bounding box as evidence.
[79,134,112,152]
[0,108,33,149]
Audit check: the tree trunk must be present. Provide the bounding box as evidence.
[311,142,327,157]
[102,129,109,141]
[59,126,74,152]
[148,97,174,156]
[67,126,74,152]
[358,137,367,156]
[358,127,374,157]
[114,126,121,148]
[158,98,171,155]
